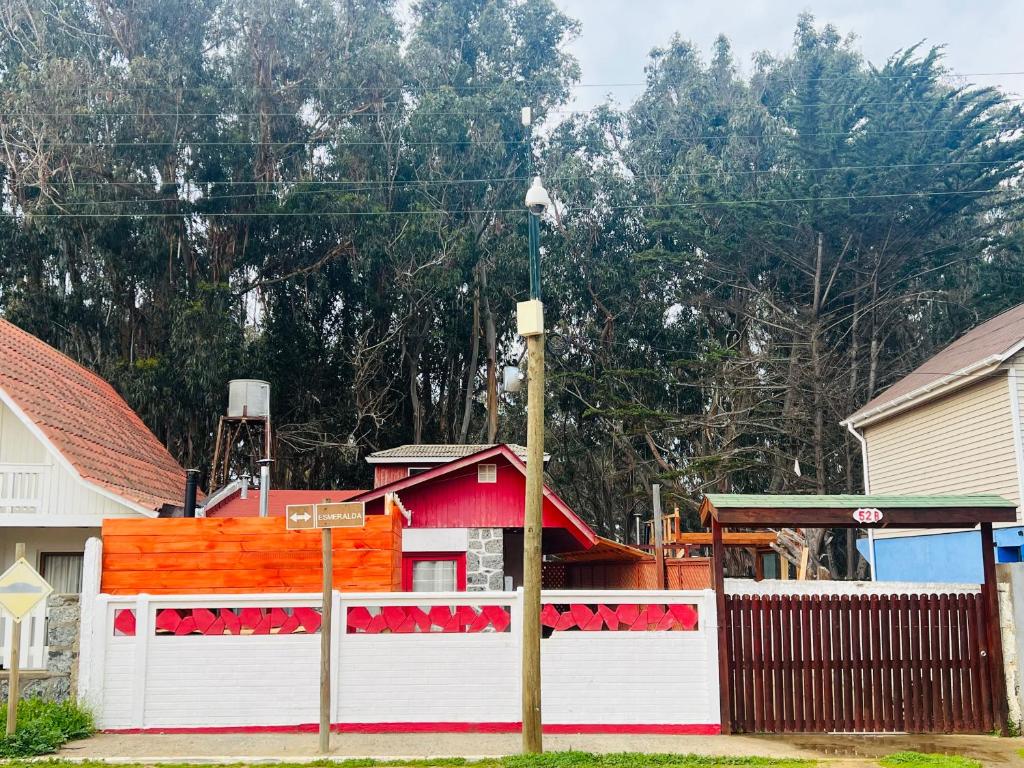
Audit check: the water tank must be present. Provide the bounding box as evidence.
[227,379,271,418]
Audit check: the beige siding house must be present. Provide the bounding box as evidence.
[0,319,190,670]
[843,303,1024,579]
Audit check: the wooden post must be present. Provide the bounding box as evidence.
[5,542,25,736]
[711,518,731,734]
[979,522,1009,735]
[521,331,544,754]
[652,484,666,590]
[319,528,333,753]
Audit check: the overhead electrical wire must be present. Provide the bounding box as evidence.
[3,94,1023,120]
[19,187,1023,218]
[7,68,1024,96]
[17,159,1021,199]
[6,119,1020,150]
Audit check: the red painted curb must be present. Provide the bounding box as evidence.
[103,723,721,736]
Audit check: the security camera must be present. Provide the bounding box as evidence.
[524,176,552,215]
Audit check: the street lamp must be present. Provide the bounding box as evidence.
[518,174,550,755]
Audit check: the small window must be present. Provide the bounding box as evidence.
[402,554,467,591]
[407,467,431,477]
[40,553,84,594]
[478,463,497,483]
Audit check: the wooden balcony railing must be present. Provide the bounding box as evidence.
[0,463,48,513]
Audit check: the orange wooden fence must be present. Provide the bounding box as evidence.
[101,514,402,594]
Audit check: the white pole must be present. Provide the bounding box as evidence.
[844,421,876,580]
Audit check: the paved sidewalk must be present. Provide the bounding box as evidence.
[57,731,1024,764]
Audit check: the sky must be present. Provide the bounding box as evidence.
[554,1,1024,111]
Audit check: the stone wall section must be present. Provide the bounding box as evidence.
[0,594,80,702]
[467,528,504,590]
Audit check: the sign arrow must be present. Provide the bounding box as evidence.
[290,512,311,522]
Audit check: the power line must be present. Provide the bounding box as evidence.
[16,187,1022,218]
[4,95,1023,121]
[7,69,1024,96]
[17,160,1020,199]
[6,120,1021,150]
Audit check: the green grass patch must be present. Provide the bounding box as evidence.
[0,698,94,757]
[878,752,981,768]
[3,753,815,768]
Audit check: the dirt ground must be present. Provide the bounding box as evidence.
[57,731,1024,765]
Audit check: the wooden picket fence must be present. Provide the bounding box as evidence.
[724,592,996,733]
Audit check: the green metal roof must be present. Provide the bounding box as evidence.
[703,493,1016,509]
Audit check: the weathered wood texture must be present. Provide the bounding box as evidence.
[542,559,712,590]
[725,592,997,733]
[101,515,402,594]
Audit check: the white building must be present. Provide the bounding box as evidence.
[0,319,188,667]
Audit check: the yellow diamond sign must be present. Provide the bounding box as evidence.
[0,558,53,622]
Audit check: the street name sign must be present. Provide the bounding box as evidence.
[316,502,365,528]
[0,558,53,623]
[286,501,366,530]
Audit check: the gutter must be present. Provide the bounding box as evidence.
[845,421,877,581]
[846,354,1004,429]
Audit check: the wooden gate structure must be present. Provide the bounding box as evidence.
[700,494,1018,735]
[724,591,994,733]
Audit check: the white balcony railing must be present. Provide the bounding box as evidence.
[0,601,48,670]
[0,463,48,514]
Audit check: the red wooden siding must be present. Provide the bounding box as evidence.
[374,465,408,488]
[371,455,573,531]
[102,515,402,594]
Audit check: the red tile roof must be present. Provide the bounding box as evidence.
[0,319,189,512]
[847,302,1024,425]
[205,488,365,517]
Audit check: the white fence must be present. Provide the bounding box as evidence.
[0,601,48,670]
[79,588,719,732]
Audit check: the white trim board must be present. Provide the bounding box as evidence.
[1008,366,1024,516]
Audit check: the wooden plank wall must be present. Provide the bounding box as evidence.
[542,558,712,590]
[725,592,995,733]
[101,514,402,594]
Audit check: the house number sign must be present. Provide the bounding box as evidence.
[852,507,884,524]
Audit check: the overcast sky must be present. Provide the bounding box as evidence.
[554,1,1024,111]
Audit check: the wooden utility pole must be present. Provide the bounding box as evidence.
[319,527,333,754]
[5,542,25,736]
[521,330,545,754]
[652,484,666,589]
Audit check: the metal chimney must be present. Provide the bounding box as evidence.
[258,459,273,518]
[183,469,200,518]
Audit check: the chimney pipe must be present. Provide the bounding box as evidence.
[240,472,250,500]
[183,469,200,518]
[258,459,273,518]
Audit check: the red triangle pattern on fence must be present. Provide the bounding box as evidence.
[540,603,699,632]
[113,607,323,636]
[346,604,512,633]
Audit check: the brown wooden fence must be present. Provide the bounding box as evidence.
[724,592,996,733]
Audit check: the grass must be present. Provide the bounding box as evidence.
[1,753,815,768]
[0,698,94,757]
[878,752,982,768]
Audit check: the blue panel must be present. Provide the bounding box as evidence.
[854,527,1024,582]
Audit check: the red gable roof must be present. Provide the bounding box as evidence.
[353,444,597,550]
[0,319,189,513]
[205,488,365,518]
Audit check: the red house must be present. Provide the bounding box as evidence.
[200,443,598,592]
[361,444,596,591]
